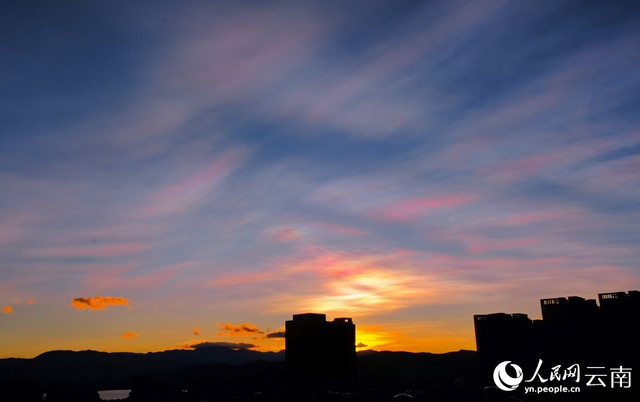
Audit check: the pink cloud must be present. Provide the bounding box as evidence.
[0,213,41,246]
[79,262,191,291]
[31,243,143,258]
[368,196,469,222]
[308,221,367,236]
[204,241,640,320]
[267,1,503,138]
[210,269,276,288]
[269,227,303,242]
[100,98,194,147]
[143,150,246,218]
[506,211,565,225]
[207,246,430,316]
[151,154,238,201]
[467,238,541,254]
[263,219,368,245]
[480,154,563,182]
[576,152,640,195]
[156,11,321,101]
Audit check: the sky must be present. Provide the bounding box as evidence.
[1,0,640,359]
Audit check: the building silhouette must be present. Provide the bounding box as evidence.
[474,290,640,398]
[473,312,536,387]
[285,313,357,391]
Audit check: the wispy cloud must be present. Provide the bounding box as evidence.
[268,227,304,242]
[367,195,471,222]
[31,244,144,258]
[142,149,247,219]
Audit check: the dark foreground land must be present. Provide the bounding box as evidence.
[0,348,482,402]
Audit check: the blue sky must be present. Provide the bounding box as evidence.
[1,0,640,357]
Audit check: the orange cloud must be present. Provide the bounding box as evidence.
[28,300,34,304]
[216,322,264,337]
[120,332,139,339]
[70,296,130,310]
[3,306,11,313]
[193,327,200,335]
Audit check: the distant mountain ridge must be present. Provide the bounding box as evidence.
[0,349,481,401]
[0,348,478,383]
[0,347,285,381]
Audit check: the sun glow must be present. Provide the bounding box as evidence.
[356,327,394,350]
[306,267,421,316]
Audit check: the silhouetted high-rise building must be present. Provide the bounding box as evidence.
[540,295,598,323]
[474,313,535,387]
[285,313,357,390]
[598,290,640,318]
[474,290,640,396]
[597,291,640,369]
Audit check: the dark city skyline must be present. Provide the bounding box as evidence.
[475,290,640,401]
